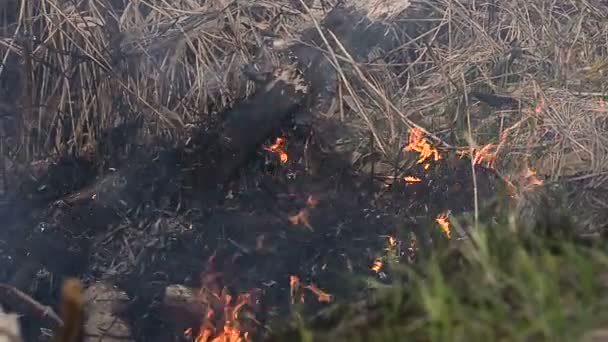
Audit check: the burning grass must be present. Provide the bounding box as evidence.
[1,0,608,341]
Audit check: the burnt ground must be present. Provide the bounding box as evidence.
[0,113,504,341]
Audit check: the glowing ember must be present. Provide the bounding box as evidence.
[404,176,422,183]
[404,127,442,165]
[288,209,313,231]
[304,284,333,303]
[371,258,383,273]
[473,143,498,169]
[264,137,288,164]
[436,212,451,239]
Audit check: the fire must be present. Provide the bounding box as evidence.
[290,275,304,304]
[404,176,422,183]
[436,212,451,239]
[186,287,257,342]
[264,137,288,164]
[371,258,383,273]
[288,209,313,231]
[304,284,333,303]
[472,143,498,169]
[289,275,333,304]
[522,167,544,188]
[404,127,442,165]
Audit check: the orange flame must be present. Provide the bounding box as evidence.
[473,144,498,169]
[522,167,543,188]
[264,137,288,164]
[290,275,303,304]
[288,209,313,231]
[371,258,383,273]
[404,176,422,183]
[404,128,442,166]
[188,287,255,342]
[304,284,333,303]
[436,212,451,239]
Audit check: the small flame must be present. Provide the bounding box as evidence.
[304,284,333,303]
[523,167,543,188]
[371,258,383,273]
[264,137,288,164]
[290,275,303,304]
[288,209,313,231]
[404,128,442,166]
[404,176,422,183]
[436,212,451,239]
[473,144,498,169]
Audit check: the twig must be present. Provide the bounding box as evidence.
[0,284,63,329]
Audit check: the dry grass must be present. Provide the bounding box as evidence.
[1,0,607,228]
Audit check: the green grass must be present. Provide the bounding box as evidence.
[272,209,608,342]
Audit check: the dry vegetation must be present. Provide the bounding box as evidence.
[1,0,608,341]
[1,0,607,232]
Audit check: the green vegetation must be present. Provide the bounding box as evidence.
[275,208,608,342]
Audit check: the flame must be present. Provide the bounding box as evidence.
[404,176,422,183]
[187,287,255,342]
[290,275,303,304]
[288,209,313,231]
[472,144,498,169]
[290,276,332,303]
[522,167,543,188]
[371,258,383,273]
[304,284,333,303]
[264,137,288,164]
[404,128,442,165]
[435,212,451,239]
